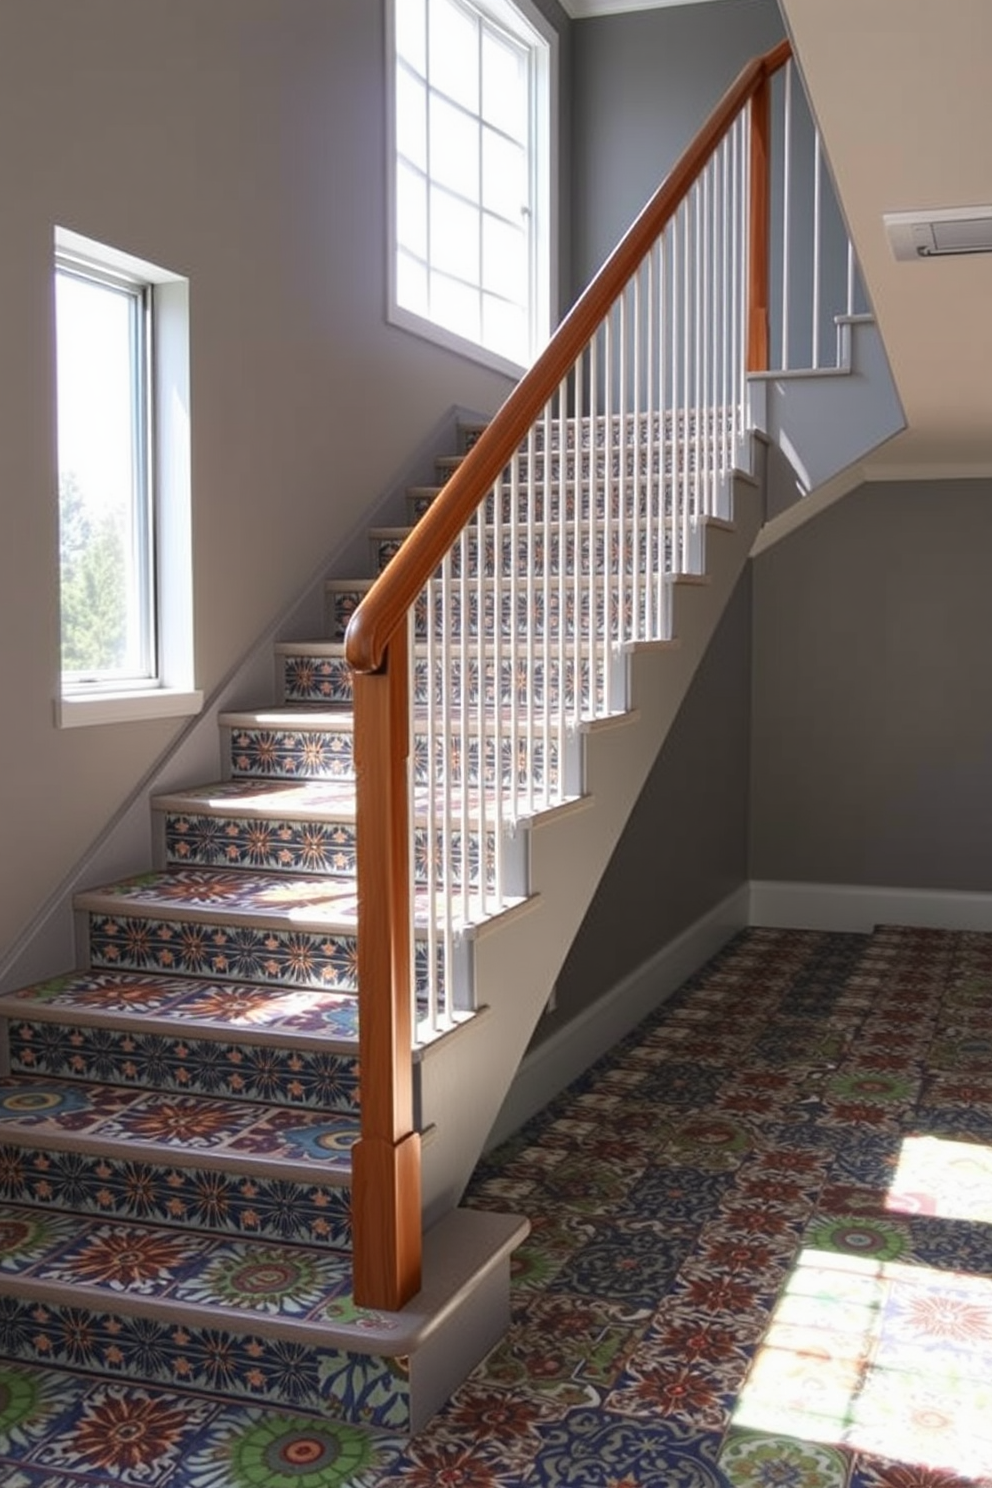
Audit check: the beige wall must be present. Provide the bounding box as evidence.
[0,0,529,960]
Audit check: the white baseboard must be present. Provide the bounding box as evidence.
[749,879,992,933]
[485,883,750,1150]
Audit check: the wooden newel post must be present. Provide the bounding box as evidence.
[351,629,422,1311]
[747,70,771,374]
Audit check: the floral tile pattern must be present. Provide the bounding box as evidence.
[5,923,992,1484]
[0,969,361,1039]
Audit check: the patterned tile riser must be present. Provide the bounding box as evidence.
[373,525,673,581]
[0,1144,352,1248]
[280,650,601,714]
[327,577,656,646]
[166,813,496,892]
[7,1023,360,1113]
[226,725,560,791]
[0,1298,411,1429]
[86,914,440,1001]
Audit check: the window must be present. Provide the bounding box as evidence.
[389,0,556,374]
[53,229,198,727]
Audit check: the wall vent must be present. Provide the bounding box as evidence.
[885,206,992,261]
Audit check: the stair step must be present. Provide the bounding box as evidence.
[0,1074,354,1246]
[155,779,502,892]
[221,708,566,790]
[370,521,674,580]
[0,1204,527,1430]
[75,868,446,997]
[0,969,360,1109]
[275,639,603,713]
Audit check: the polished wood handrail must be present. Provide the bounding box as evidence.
[347,36,790,1311]
[346,37,790,678]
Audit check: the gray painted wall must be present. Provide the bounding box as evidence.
[751,478,992,890]
[0,0,569,962]
[538,568,752,1044]
[570,0,785,302]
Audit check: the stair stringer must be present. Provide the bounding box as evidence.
[417,472,764,1226]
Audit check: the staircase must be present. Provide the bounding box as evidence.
[0,37,884,1434]
[0,407,763,1434]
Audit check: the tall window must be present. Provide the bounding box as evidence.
[53,228,198,728]
[56,256,155,687]
[390,0,555,373]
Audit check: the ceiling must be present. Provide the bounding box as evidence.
[772,0,992,476]
[565,0,992,477]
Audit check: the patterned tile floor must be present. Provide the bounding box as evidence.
[3,924,992,1486]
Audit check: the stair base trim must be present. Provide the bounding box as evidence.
[749,879,992,933]
[485,884,749,1151]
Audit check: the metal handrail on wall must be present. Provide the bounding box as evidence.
[344,39,805,1311]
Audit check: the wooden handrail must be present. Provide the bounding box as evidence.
[346,37,790,678]
[346,35,790,1311]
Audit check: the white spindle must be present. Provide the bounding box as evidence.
[781,60,792,371]
[812,129,822,369]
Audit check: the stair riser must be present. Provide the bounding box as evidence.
[0,1297,411,1428]
[163,811,497,892]
[0,1143,352,1248]
[224,723,561,790]
[84,911,439,999]
[373,526,673,580]
[7,1021,360,1112]
[327,582,645,645]
[278,650,601,713]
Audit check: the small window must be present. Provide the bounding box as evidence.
[389,0,556,374]
[56,256,155,687]
[53,229,199,727]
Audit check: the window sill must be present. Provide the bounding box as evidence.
[56,688,204,729]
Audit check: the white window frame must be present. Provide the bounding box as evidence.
[53,228,200,728]
[387,0,558,377]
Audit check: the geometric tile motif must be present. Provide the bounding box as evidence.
[0,1144,352,1247]
[164,812,359,878]
[86,912,436,1001]
[8,1023,360,1111]
[227,727,355,782]
[0,1298,412,1429]
[87,913,360,994]
[280,653,353,705]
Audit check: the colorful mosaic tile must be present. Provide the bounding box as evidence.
[227,723,356,781]
[9,1021,359,1111]
[278,649,353,705]
[0,1139,352,1248]
[2,924,992,1483]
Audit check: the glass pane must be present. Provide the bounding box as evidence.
[482,27,527,139]
[397,159,428,259]
[397,249,429,318]
[430,93,479,202]
[395,0,427,75]
[483,292,526,363]
[396,66,428,172]
[430,186,479,283]
[429,0,479,113]
[483,213,527,304]
[430,270,480,343]
[482,128,526,220]
[56,269,149,680]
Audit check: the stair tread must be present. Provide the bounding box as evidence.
[0,1073,358,1178]
[0,968,359,1045]
[0,1203,527,1357]
[155,777,565,827]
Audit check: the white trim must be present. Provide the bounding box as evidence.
[56,688,203,729]
[485,884,749,1148]
[861,462,992,483]
[749,879,992,933]
[559,0,721,15]
[386,0,558,373]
